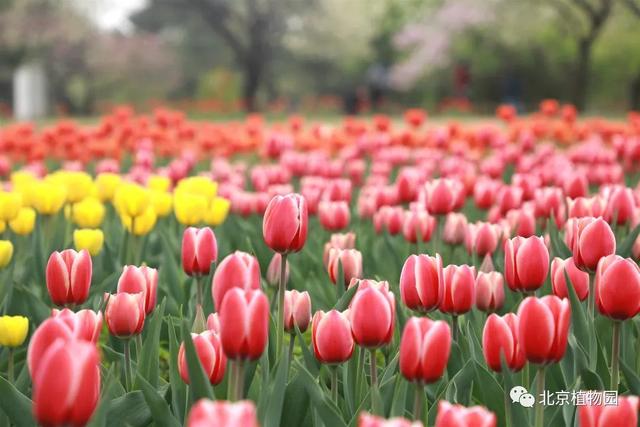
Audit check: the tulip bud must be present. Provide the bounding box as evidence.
[603,186,635,225]
[402,211,435,243]
[550,257,589,301]
[504,236,550,292]
[211,251,261,311]
[0,191,22,221]
[206,313,220,334]
[349,279,395,348]
[73,229,104,256]
[263,193,308,253]
[482,313,525,372]
[423,179,463,215]
[399,317,451,383]
[72,197,105,228]
[579,395,638,427]
[182,227,218,276]
[475,271,504,312]
[312,309,354,364]
[117,265,158,314]
[219,288,269,360]
[570,217,616,271]
[358,412,424,427]
[0,315,28,347]
[104,292,146,338]
[51,308,102,343]
[434,401,497,427]
[284,290,312,333]
[442,213,467,245]
[31,340,101,427]
[178,331,227,385]
[595,255,640,320]
[318,200,350,231]
[266,253,289,287]
[465,222,502,257]
[327,248,363,288]
[506,208,536,237]
[399,254,443,312]
[0,239,13,268]
[46,249,92,306]
[440,265,475,315]
[517,296,570,364]
[187,399,259,427]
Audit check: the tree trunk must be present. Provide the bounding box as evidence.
[242,58,261,112]
[573,37,592,111]
[631,70,640,111]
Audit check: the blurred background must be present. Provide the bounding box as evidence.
[0,0,639,120]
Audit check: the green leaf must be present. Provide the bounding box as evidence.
[134,298,166,389]
[616,223,640,257]
[136,374,181,427]
[86,367,117,427]
[180,319,214,402]
[295,361,347,427]
[295,325,319,377]
[389,378,408,417]
[564,269,594,367]
[548,217,572,258]
[106,391,152,427]
[580,369,604,390]
[620,359,640,395]
[168,318,187,422]
[333,284,358,311]
[0,375,36,427]
[473,362,505,424]
[336,259,345,300]
[280,372,310,427]
[263,351,290,427]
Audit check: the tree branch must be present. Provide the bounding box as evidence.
[624,0,640,16]
[191,0,247,60]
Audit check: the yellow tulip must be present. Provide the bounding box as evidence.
[0,191,22,222]
[0,315,29,347]
[122,207,157,236]
[95,173,122,202]
[48,171,94,203]
[151,190,173,217]
[10,171,36,189]
[175,176,218,200]
[174,192,207,225]
[147,175,171,193]
[31,181,67,215]
[114,183,150,218]
[73,229,104,256]
[9,207,36,235]
[204,197,231,226]
[0,240,13,268]
[72,197,105,228]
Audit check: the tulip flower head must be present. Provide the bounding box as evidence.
[399,317,451,383]
[312,309,354,364]
[504,236,550,292]
[263,193,308,253]
[219,288,269,360]
[9,207,36,235]
[211,251,261,311]
[569,217,616,271]
[399,254,443,312]
[579,395,638,427]
[117,265,158,314]
[550,257,589,301]
[0,239,13,268]
[434,401,497,427]
[475,271,505,312]
[283,290,312,333]
[104,292,146,338]
[517,296,570,364]
[482,313,525,372]
[73,229,104,256]
[595,255,640,320]
[358,412,424,427]
[46,249,93,306]
[187,399,259,427]
[349,279,395,348]
[327,248,363,288]
[182,227,218,276]
[51,308,102,343]
[178,330,227,385]
[0,315,29,347]
[440,264,476,315]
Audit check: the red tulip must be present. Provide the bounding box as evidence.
[263,193,308,253]
[434,401,497,427]
[322,232,356,266]
[312,309,354,364]
[567,196,606,219]
[358,412,424,427]
[117,265,158,314]
[465,222,502,256]
[505,208,536,237]
[327,248,363,287]
[579,395,639,427]
[396,168,422,204]
[440,265,475,315]
[595,255,640,320]
[473,179,500,210]
[443,213,467,245]
[349,279,395,348]
[178,330,226,385]
[482,313,525,372]
[475,271,504,312]
[266,253,289,287]
[423,179,463,215]
[399,317,451,383]
[187,399,259,427]
[504,236,549,292]
[219,288,269,360]
[318,200,350,231]
[399,254,443,312]
[534,187,563,219]
[551,257,589,301]
[104,292,146,338]
[496,185,523,215]
[569,217,616,271]
[211,251,261,311]
[32,340,100,427]
[206,312,220,333]
[517,296,570,364]
[45,249,92,306]
[373,206,405,235]
[182,227,218,276]
[402,211,435,243]
[603,186,635,225]
[51,308,102,343]
[284,290,311,333]
[27,318,75,377]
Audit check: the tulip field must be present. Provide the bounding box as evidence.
[2,103,640,427]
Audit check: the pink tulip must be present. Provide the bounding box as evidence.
[104,292,146,338]
[440,265,475,315]
[504,236,550,292]
[182,227,218,276]
[178,331,226,385]
[263,193,308,253]
[434,401,496,427]
[482,313,525,372]
[358,412,424,427]
[349,279,395,348]
[327,248,363,287]
[211,251,261,311]
[117,265,158,314]
[475,271,504,312]
[312,309,354,364]
[284,290,312,333]
[51,308,102,343]
[399,254,443,312]
[219,288,269,360]
[46,249,92,306]
[187,399,259,427]
[550,257,589,301]
[318,200,350,231]
[399,317,451,383]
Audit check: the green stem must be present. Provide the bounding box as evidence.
[523,363,529,389]
[330,366,338,404]
[135,334,143,363]
[588,272,595,320]
[196,275,203,308]
[7,348,14,383]
[123,340,132,391]
[355,347,365,402]
[288,334,296,364]
[227,361,237,401]
[192,277,206,333]
[503,373,512,427]
[276,253,288,359]
[534,366,546,427]
[369,349,378,388]
[236,360,245,400]
[413,382,423,421]
[452,315,459,342]
[611,321,621,390]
